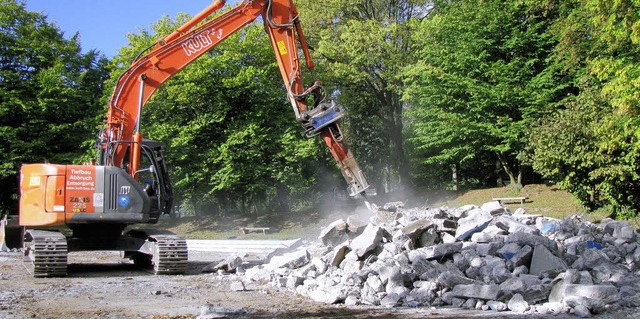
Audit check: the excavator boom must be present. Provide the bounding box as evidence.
[100,0,369,195]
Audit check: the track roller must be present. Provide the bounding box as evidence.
[23,230,68,277]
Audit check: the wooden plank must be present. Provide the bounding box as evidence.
[240,227,271,234]
[492,197,528,204]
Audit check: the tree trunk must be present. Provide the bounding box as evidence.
[451,163,458,191]
[496,152,522,189]
[275,182,290,213]
[388,94,410,190]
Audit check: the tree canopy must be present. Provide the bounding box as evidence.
[0,0,109,215]
[5,0,640,217]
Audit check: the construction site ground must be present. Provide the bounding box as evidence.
[1,185,638,318]
[0,249,602,319]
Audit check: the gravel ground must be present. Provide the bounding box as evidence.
[0,249,638,319]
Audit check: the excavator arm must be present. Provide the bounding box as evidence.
[99,0,368,196]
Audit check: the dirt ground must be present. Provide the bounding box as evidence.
[1,249,639,319]
[0,250,504,319]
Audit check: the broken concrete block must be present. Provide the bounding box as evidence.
[266,248,310,270]
[507,232,558,254]
[400,219,433,239]
[450,205,478,218]
[494,216,538,235]
[319,219,349,246]
[450,284,500,300]
[474,242,500,257]
[417,228,439,248]
[202,255,243,273]
[481,201,505,215]
[499,277,525,296]
[346,216,364,233]
[350,224,384,258]
[571,248,610,271]
[564,284,619,304]
[507,293,530,313]
[529,244,567,276]
[437,270,476,288]
[230,280,246,291]
[572,304,591,318]
[433,218,458,233]
[455,209,493,240]
[306,286,347,304]
[383,201,405,211]
[441,232,456,244]
[482,224,508,237]
[470,232,493,243]
[414,242,463,261]
[497,242,521,260]
[286,275,304,289]
[522,285,552,304]
[486,300,508,311]
[328,242,350,267]
[461,297,477,309]
[366,274,385,293]
[380,292,401,308]
[511,245,534,268]
[372,210,400,226]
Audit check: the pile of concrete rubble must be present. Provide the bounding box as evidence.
[240,201,640,317]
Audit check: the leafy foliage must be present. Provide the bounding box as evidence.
[403,0,561,188]
[6,0,640,219]
[296,0,430,191]
[529,0,640,216]
[0,0,109,214]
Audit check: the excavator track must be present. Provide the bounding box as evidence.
[23,230,67,277]
[146,231,188,275]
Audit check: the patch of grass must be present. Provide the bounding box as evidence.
[430,184,582,219]
[152,184,586,239]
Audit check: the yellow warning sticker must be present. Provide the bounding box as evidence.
[277,41,287,55]
[29,176,41,186]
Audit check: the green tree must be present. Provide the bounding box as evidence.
[0,0,109,215]
[403,0,560,189]
[529,0,640,216]
[110,14,320,214]
[295,0,429,193]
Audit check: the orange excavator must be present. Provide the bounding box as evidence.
[17,0,369,277]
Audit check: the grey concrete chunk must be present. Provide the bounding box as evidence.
[529,244,567,276]
[564,284,619,304]
[437,271,476,288]
[328,242,350,267]
[486,300,508,311]
[318,218,349,246]
[572,304,592,318]
[350,224,383,258]
[455,209,493,240]
[415,242,463,261]
[400,219,433,238]
[380,292,401,308]
[417,228,439,247]
[306,286,347,304]
[507,293,530,313]
[450,284,500,300]
[494,215,538,234]
[230,280,246,291]
[481,201,507,215]
[266,248,310,270]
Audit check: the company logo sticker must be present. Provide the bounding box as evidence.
[118,195,130,207]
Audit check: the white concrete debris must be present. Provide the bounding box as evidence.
[243,201,640,316]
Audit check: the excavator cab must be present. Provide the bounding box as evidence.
[137,140,173,219]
